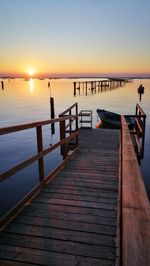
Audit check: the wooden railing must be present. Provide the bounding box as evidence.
[121,116,150,266]
[59,102,78,156]
[0,113,79,228]
[125,103,146,160]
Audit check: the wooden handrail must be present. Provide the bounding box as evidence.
[125,114,145,118]
[0,113,79,182]
[0,131,78,182]
[136,103,146,116]
[121,116,150,266]
[0,114,78,181]
[59,102,78,116]
[125,104,146,159]
[0,105,79,227]
[59,103,78,153]
[0,115,77,135]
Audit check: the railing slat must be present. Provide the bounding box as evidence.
[36,126,44,181]
[60,120,67,159]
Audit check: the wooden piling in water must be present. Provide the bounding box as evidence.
[85,82,87,95]
[50,97,55,135]
[1,81,4,90]
[73,82,76,96]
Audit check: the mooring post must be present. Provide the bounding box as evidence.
[1,81,4,90]
[50,97,55,134]
[48,81,55,135]
[73,82,76,96]
[50,97,55,119]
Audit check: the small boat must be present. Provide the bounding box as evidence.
[96,109,135,129]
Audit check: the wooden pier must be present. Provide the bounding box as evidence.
[73,78,129,96]
[0,103,150,266]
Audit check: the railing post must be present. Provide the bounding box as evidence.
[135,104,138,116]
[75,103,78,146]
[36,126,44,182]
[141,115,146,158]
[69,109,72,135]
[60,118,67,160]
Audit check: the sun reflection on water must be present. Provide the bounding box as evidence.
[29,78,34,93]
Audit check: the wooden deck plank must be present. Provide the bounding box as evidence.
[19,208,116,226]
[0,260,36,266]
[7,215,116,235]
[46,182,118,191]
[0,128,120,265]
[36,191,117,204]
[0,244,115,266]
[1,225,115,247]
[0,234,116,260]
[43,186,118,198]
[58,170,118,179]
[32,197,116,210]
[52,176,118,185]
[26,201,116,217]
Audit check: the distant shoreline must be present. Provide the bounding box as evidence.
[0,76,150,80]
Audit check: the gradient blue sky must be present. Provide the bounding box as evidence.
[0,0,150,77]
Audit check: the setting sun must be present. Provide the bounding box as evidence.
[27,69,35,77]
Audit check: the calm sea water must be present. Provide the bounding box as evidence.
[0,78,150,217]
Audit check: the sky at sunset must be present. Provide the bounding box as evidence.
[0,0,150,77]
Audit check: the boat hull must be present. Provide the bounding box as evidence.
[97,109,134,129]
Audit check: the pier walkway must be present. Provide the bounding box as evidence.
[0,128,119,266]
[0,103,150,266]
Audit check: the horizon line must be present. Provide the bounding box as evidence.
[0,72,150,79]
